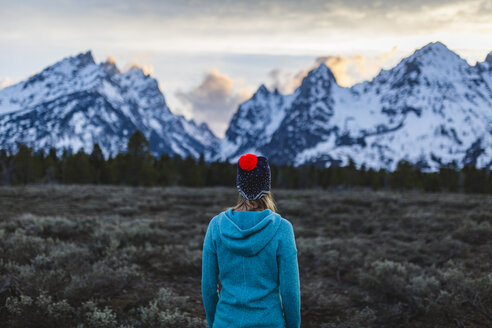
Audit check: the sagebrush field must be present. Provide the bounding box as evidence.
[0,186,491,327]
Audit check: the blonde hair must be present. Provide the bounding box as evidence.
[229,192,277,212]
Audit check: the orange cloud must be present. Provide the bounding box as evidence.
[0,76,14,89]
[176,68,253,137]
[316,45,399,86]
[270,45,399,91]
[124,57,154,76]
[106,55,116,65]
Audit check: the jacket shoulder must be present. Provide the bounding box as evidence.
[207,212,223,231]
[203,213,224,254]
[278,216,294,232]
[207,210,228,237]
[210,208,227,221]
[276,216,297,256]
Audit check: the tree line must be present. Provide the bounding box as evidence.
[0,131,491,194]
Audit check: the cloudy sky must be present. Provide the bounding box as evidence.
[1,0,491,137]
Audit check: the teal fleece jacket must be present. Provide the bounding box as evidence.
[201,208,301,328]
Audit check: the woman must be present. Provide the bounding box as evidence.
[201,153,301,328]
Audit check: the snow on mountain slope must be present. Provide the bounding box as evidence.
[0,51,219,159]
[0,52,100,115]
[217,84,294,161]
[217,42,492,171]
[261,63,340,165]
[1,42,490,171]
[296,42,492,170]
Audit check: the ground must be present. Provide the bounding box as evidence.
[0,185,491,327]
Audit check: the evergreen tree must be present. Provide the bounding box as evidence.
[331,164,346,188]
[297,165,311,189]
[270,163,279,188]
[279,164,299,189]
[32,149,45,183]
[390,160,419,191]
[13,145,36,184]
[44,148,61,184]
[0,149,13,185]
[1,136,490,194]
[318,166,332,189]
[439,161,459,192]
[421,171,441,192]
[463,166,488,194]
[205,160,234,186]
[90,144,106,184]
[103,155,115,184]
[196,153,207,187]
[155,153,176,186]
[179,155,203,187]
[125,130,157,186]
[486,169,492,194]
[63,149,91,184]
[307,164,319,188]
[345,157,358,187]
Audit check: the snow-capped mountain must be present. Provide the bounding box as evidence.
[0,51,219,159]
[1,42,491,171]
[216,42,492,171]
[219,84,294,160]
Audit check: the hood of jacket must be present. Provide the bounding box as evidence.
[218,208,281,257]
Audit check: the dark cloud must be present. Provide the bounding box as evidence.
[1,0,490,49]
[175,69,252,137]
[0,0,481,20]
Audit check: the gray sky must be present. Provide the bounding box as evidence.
[1,0,491,137]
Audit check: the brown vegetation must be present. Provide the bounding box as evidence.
[0,185,491,327]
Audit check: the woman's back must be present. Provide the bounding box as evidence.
[202,208,300,328]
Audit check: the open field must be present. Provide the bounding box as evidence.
[0,185,491,327]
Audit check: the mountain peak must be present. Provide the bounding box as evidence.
[74,51,95,66]
[52,51,96,72]
[250,84,271,100]
[101,58,120,76]
[198,121,215,136]
[39,50,96,75]
[257,83,270,94]
[308,62,336,83]
[485,51,492,64]
[258,83,269,92]
[420,41,449,52]
[125,65,150,78]
[412,41,462,64]
[382,41,468,88]
[297,62,337,97]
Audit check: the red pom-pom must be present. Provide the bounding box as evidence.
[239,153,258,171]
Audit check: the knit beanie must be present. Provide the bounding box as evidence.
[236,153,271,200]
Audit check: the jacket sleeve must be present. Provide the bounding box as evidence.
[278,220,301,328]
[201,220,219,328]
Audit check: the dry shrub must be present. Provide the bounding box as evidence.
[0,185,491,328]
[137,288,205,328]
[452,220,492,245]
